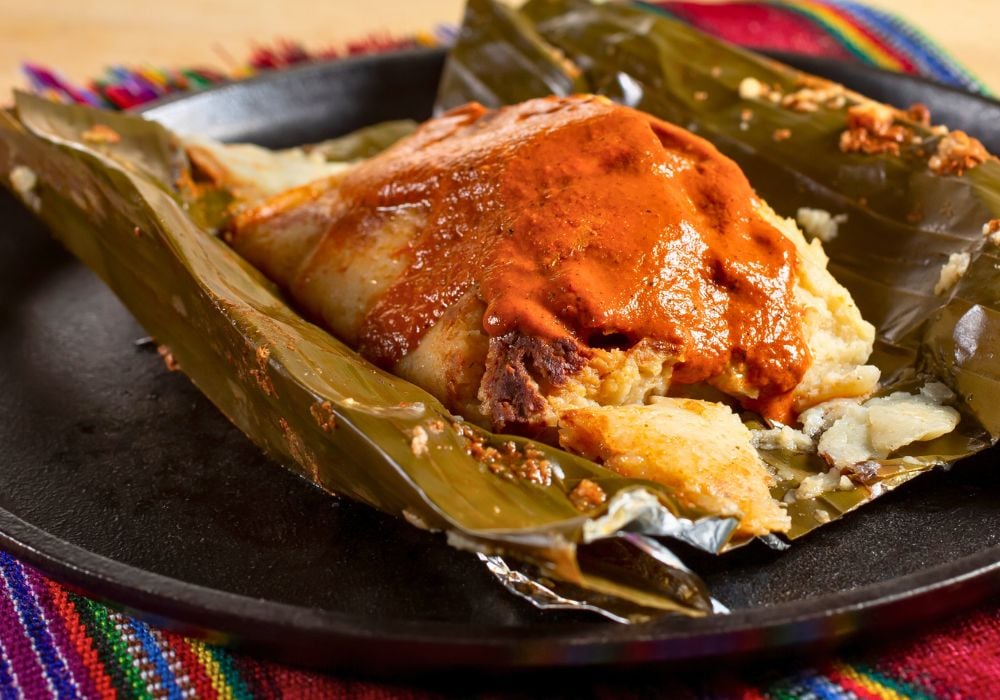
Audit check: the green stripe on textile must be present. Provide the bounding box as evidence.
[73,597,153,700]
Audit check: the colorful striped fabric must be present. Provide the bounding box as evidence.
[1,551,999,698]
[653,1,992,95]
[21,0,992,110]
[9,2,1000,697]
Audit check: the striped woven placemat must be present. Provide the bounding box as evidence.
[21,0,992,110]
[7,2,998,697]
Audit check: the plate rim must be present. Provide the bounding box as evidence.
[1,499,998,669]
[3,46,1000,671]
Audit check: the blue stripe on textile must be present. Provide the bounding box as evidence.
[130,621,184,700]
[829,0,990,94]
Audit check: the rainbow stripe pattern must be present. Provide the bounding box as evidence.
[9,3,1000,697]
[0,551,998,697]
[654,1,992,95]
[21,0,992,110]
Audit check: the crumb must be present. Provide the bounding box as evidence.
[9,165,41,212]
[814,509,832,524]
[10,164,37,194]
[569,479,607,511]
[928,131,991,176]
[751,425,814,452]
[409,426,429,457]
[457,422,552,486]
[796,207,847,243]
[693,90,708,102]
[710,65,722,77]
[156,345,180,372]
[780,89,820,112]
[839,102,913,156]
[934,251,971,295]
[133,226,143,237]
[738,76,767,100]
[82,123,121,144]
[426,419,445,433]
[906,103,931,126]
[772,128,791,142]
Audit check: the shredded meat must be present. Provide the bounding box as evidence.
[479,333,587,430]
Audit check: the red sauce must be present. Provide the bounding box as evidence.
[333,95,810,417]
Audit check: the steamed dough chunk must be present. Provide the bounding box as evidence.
[558,398,790,536]
[763,204,881,412]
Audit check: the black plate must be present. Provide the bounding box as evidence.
[2,47,1000,672]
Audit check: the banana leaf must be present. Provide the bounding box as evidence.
[0,92,742,620]
[5,0,999,622]
[438,0,1000,538]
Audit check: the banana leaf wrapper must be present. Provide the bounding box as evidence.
[0,92,742,620]
[439,0,1000,539]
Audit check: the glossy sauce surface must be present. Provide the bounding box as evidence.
[329,96,809,415]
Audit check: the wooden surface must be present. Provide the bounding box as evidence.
[0,0,995,98]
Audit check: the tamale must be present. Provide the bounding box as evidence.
[438,0,1000,539]
[2,0,1000,622]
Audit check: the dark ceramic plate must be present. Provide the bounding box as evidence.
[2,47,999,672]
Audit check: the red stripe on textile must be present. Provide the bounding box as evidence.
[263,661,443,699]
[660,2,853,59]
[825,665,888,700]
[45,584,118,700]
[159,633,221,700]
[32,576,107,700]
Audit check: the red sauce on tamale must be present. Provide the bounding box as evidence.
[330,95,810,417]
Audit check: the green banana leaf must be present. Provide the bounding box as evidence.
[438,0,1000,538]
[0,91,742,619]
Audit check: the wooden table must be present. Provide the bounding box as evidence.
[0,0,995,98]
